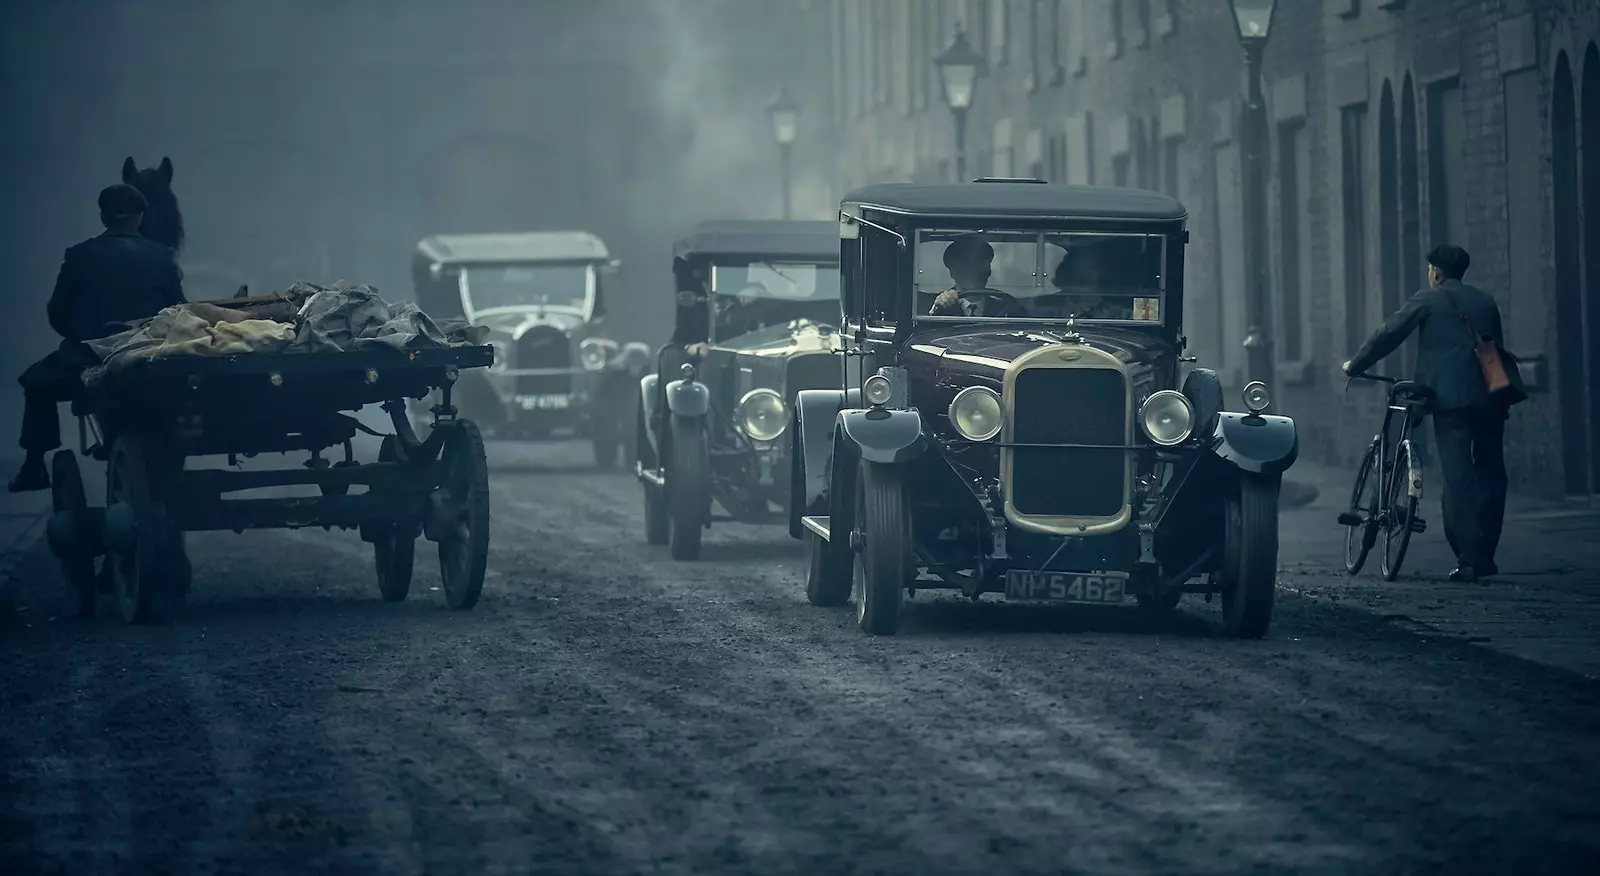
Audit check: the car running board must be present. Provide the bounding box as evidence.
[801,515,831,542]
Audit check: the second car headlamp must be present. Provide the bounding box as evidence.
[578,338,617,371]
[735,388,787,442]
[1138,390,1194,446]
[947,386,1003,442]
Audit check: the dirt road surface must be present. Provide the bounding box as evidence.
[2,440,1598,875]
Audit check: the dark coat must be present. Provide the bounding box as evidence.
[1348,279,1523,412]
[46,230,185,343]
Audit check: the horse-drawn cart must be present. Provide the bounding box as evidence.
[45,340,495,624]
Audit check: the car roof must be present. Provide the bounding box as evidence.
[416,231,610,264]
[842,182,1188,222]
[673,219,840,261]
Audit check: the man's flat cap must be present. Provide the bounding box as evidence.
[98,183,147,216]
[943,234,994,268]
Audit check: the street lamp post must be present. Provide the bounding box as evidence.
[934,25,984,183]
[1229,0,1278,389]
[769,86,800,219]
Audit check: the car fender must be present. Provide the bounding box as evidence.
[638,374,662,451]
[665,377,710,418]
[1181,368,1223,437]
[838,408,928,465]
[1209,412,1298,475]
[788,389,847,538]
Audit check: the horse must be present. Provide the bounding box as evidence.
[121,156,185,252]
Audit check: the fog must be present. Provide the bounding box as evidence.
[0,0,818,441]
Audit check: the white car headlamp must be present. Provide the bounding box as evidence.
[1139,390,1195,446]
[948,386,1003,442]
[578,338,618,371]
[735,388,787,442]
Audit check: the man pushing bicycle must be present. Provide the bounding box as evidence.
[1341,244,1525,583]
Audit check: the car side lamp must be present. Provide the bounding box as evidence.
[1242,380,1271,415]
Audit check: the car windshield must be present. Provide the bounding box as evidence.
[461,263,593,315]
[710,261,841,341]
[915,230,1166,323]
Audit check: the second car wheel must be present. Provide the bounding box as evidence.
[1220,473,1281,639]
[853,460,910,635]
[667,415,709,561]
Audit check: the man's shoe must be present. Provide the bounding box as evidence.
[1479,560,1499,577]
[1448,565,1478,583]
[7,459,49,493]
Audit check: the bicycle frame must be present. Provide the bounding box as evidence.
[1353,375,1426,513]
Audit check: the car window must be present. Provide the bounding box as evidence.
[710,261,842,341]
[915,230,1166,323]
[462,264,593,314]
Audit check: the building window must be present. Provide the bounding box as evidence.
[1278,120,1309,362]
[1112,153,1131,186]
[972,0,991,54]
[1105,0,1124,59]
[1427,78,1468,248]
[1162,133,1180,198]
[1128,0,1150,48]
[1027,1,1044,90]
[991,0,1010,66]
[1341,104,1369,352]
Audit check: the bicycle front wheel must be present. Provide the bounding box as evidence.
[1381,441,1419,581]
[1344,442,1380,575]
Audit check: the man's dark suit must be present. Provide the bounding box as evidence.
[18,230,185,452]
[1348,279,1519,570]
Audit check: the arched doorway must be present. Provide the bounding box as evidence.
[1378,81,1401,318]
[1552,52,1587,494]
[1399,76,1422,373]
[1583,43,1600,490]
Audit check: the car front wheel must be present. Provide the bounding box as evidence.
[1220,473,1281,639]
[853,460,910,635]
[667,416,709,561]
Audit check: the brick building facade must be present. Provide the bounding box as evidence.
[787,0,1600,499]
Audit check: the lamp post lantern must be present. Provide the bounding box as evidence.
[1229,0,1277,390]
[769,86,800,219]
[934,24,984,183]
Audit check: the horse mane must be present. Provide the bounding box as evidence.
[121,156,185,252]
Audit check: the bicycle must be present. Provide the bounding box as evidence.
[1338,374,1430,580]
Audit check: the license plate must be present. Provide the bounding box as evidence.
[1004,570,1129,604]
[519,394,571,410]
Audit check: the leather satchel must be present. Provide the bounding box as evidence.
[1441,287,1527,408]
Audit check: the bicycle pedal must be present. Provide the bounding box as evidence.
[1337,511,1365,527]
[1409,517,1427,533]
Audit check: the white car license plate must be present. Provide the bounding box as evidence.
[519,394,571,411]
[1004,570,1129,604]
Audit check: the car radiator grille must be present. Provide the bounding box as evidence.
[515,326,572,395]
[785,353,842,394]
[1008,367,1129,517]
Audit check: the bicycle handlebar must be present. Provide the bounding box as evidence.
[1344,372,1400,391]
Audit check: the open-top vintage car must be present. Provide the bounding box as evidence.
[636,220,844,560]
[790,180,1298,637]
[412,232,651,467]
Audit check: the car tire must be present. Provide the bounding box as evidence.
[667,416,708,561]
[1220,473,1280,639]
[853,460,909,635]
[805,527,851,607]
[643,481,669,545]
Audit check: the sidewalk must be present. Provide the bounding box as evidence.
[1279,458,1600,678]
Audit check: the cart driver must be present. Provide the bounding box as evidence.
[929,234,1025,318]
[9,184,186,492]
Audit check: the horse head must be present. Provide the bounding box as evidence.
[121,156,185,252]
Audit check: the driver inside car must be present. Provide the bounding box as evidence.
[929,234,1025,318]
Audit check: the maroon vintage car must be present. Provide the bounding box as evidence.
[788,179,1298,638]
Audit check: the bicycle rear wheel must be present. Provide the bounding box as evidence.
[1344,442,1380,575]
[1381,441,1419,581]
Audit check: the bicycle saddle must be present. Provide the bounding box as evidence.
[1390,381,1434,403]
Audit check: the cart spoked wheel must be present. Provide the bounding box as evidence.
[852,460,909,635]
[435,420,490,610]
[372,436,415,602]
[50,450,97,618]
[106,435,173,625]
[1219,473,1280,639]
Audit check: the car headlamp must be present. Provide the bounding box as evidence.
[862,374,894,407]
[947,386,1003,442]
[1138,390,1194,446]
[1242,380,1271,414]
[578,338,616,371]
[487,340,510,374]
[735,388,787,442]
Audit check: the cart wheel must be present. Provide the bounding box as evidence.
[106,435,173,625]
[372,436,416,602]
[50,450,97,618]
[436,420,489,610]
